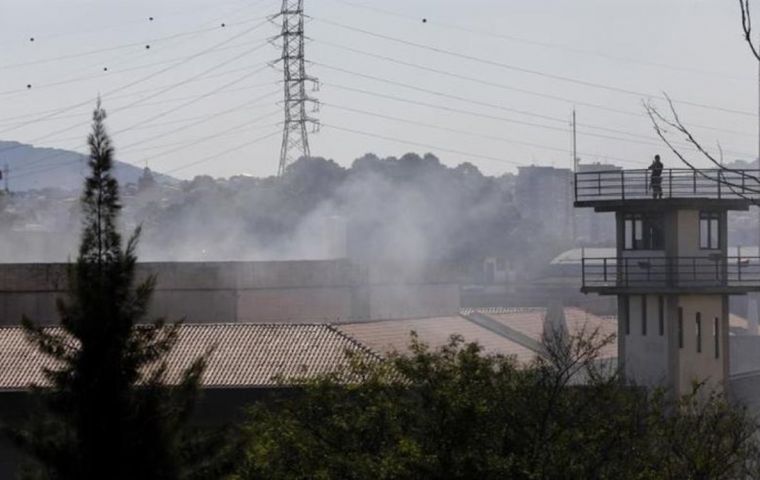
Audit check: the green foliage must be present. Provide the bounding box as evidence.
[9,100,224,480]
[236,330,759,480]
[632,387,760,480]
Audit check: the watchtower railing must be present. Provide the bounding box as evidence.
[574,169,760,202]
[581,256,760,290]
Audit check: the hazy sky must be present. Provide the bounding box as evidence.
[0,0,757,180]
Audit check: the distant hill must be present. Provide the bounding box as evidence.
[0,141,178,192]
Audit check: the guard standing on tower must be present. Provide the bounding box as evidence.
[648,154,663,199]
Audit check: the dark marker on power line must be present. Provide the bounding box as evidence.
[221,23,226,27]
[103,67,108,71]
[149,16,154,21]
[422,18,427,23]
[26,84,31,89]
[29,37,35,42]
[145,45,151,49]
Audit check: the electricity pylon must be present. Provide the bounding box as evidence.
[274,0,319,177]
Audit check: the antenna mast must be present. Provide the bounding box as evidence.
[275,0,319,177]
[572,109,578,173]
[753,33,760,335]
[571,109,578,244]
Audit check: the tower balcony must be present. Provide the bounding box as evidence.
[574,169,760,211]
[581,256,760,295]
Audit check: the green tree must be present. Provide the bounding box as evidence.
[633,387,760,480]
[10,100,221,480]
[236,329,759,480]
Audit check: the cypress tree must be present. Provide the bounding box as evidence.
[12,100,213,479]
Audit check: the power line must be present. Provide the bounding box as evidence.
[124,116,279,155]
[321,82,622,138]
[0,15,268,72]
[314,62,754,142]
[314,60,638,119]
[0,61,271,122]
[0,39,266,98]
[13,95,276,149]
[312,58,647,120]
[311,46,576,124]
[314,63,758,156]
[0,81,275,128]
[320,82,755,159]
[133,111,281,165]
[0,39,272,162]
[0,0,274,46]
[8,61,259,169]
[321,122,599,167]
[325,0,748,82]
[312,40,758,139]
[112,61,270,134]
[320,107,639,165]
[13,113,281,180]
[12,67,274,174]
[118,92,280,154]
[4,8,280,182]
[0,19,271,140]
[165,130,281,174]
[311,16,757,118]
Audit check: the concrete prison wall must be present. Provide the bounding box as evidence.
[0,260,459,325]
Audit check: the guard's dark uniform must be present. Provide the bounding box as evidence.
[648,157,663,199]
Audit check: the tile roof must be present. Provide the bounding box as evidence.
[563,308,618,359]
[0,327,56,390]
[0,324,380,391]
[474,308,546,345]
[0,311,620,391]
[335,316,537,363]
[474,307,618,360]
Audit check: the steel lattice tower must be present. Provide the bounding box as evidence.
[275,0,319,176]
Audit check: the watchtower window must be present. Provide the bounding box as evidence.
[624,213,664,250]
[714,317,720,359]
[699,211,721,250]
[696,313,702,354]
[658,296,664,336]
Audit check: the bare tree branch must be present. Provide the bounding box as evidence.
[660,94,760,184]
[740,0,760,61]
[644,100,760,203]
[638,2,760,206]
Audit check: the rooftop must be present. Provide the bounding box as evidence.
[0,309,622,391]
[574,168,759,210]
[472,307,618,360]
[0,323,380,391]
[337,316,538,363]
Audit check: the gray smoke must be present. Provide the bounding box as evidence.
[0,153,568,284]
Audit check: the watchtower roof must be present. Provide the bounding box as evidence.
[574,168,758,211]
